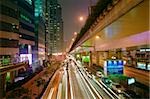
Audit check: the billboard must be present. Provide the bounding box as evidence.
[20,54,32,65]
[104,60,124,76]
[82,56,90,62]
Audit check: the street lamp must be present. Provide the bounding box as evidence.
[95,35,100,39]
[74,32,77,35]
[72,38,75,41]
[79,16,84,21]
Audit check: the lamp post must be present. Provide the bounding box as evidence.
[79,16,84,21]
[77,16,85,32]
[74,32,77,35]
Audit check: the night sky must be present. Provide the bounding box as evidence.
[58,0,97,41]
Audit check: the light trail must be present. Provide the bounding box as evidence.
[47,88,54,99]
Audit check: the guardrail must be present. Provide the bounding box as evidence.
[0,58,12,67]
[94,79,120,99]
[41,69,60,99]
[0,62,27,75]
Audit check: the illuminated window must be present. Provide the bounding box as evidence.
[20,14,32,23]
[25,0,32,5]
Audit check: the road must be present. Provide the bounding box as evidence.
[68,62,94,99]
[44,55,120,99]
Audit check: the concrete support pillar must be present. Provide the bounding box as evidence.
[10,71,15,83]
[15,70,18,77]
[0,73,6,98]
[117,51,122,59]
[89,51,92,67]
[96,51,99,65]
[105,51,109,59]
[116,48,122,59]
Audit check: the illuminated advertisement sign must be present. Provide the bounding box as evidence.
[137,62,146,69]
[128,78,135,85]
[20,54,32,65]
[82,56,90,62]
[104,60,124,76]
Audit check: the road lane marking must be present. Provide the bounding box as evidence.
[68,67,74,99]
[80,70,102,99]
[57,83,62,99]
[78,69,97,99]
[94,78,120,99]
[47,88,54,99]
[65,70,68,99]
[75,71,92,99]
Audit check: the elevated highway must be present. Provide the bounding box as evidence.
[69,0,149,89]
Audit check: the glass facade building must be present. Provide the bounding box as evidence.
[0,0,19,65]
[34,0,46,64]
[17,0,35,63]
[47,0,63,54]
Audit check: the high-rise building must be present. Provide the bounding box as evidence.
[0,0,19,96]
[0,0,19,63]
[35,0,46,18]
[47,0,63,54]
[0,0,35,64]
[34,0,46,64]
[17,0,35,64]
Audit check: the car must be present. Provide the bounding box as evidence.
[101,77,112,85]
[85,69,89,72]
[123,90,140,98]
[86,71,92,78]
[83,67,87,69]
[88,73,92,78]
[88,71,92,75]
[96,71,104,78]
[85,68,88,71]
[111,83,125,93]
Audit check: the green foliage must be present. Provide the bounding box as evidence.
[108,74,128,83]
[6,72,10,82]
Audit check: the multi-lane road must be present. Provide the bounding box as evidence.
[44,55,121,99]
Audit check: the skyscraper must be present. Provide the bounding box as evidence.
[0,0,19,97]
[47,0,63,54]
[0,0,19,60]
[34,0,46,63]
[18,0,35,64]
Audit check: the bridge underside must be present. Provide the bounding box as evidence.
[75,0,149,52]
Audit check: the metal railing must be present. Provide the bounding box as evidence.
[0,58,12,67]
